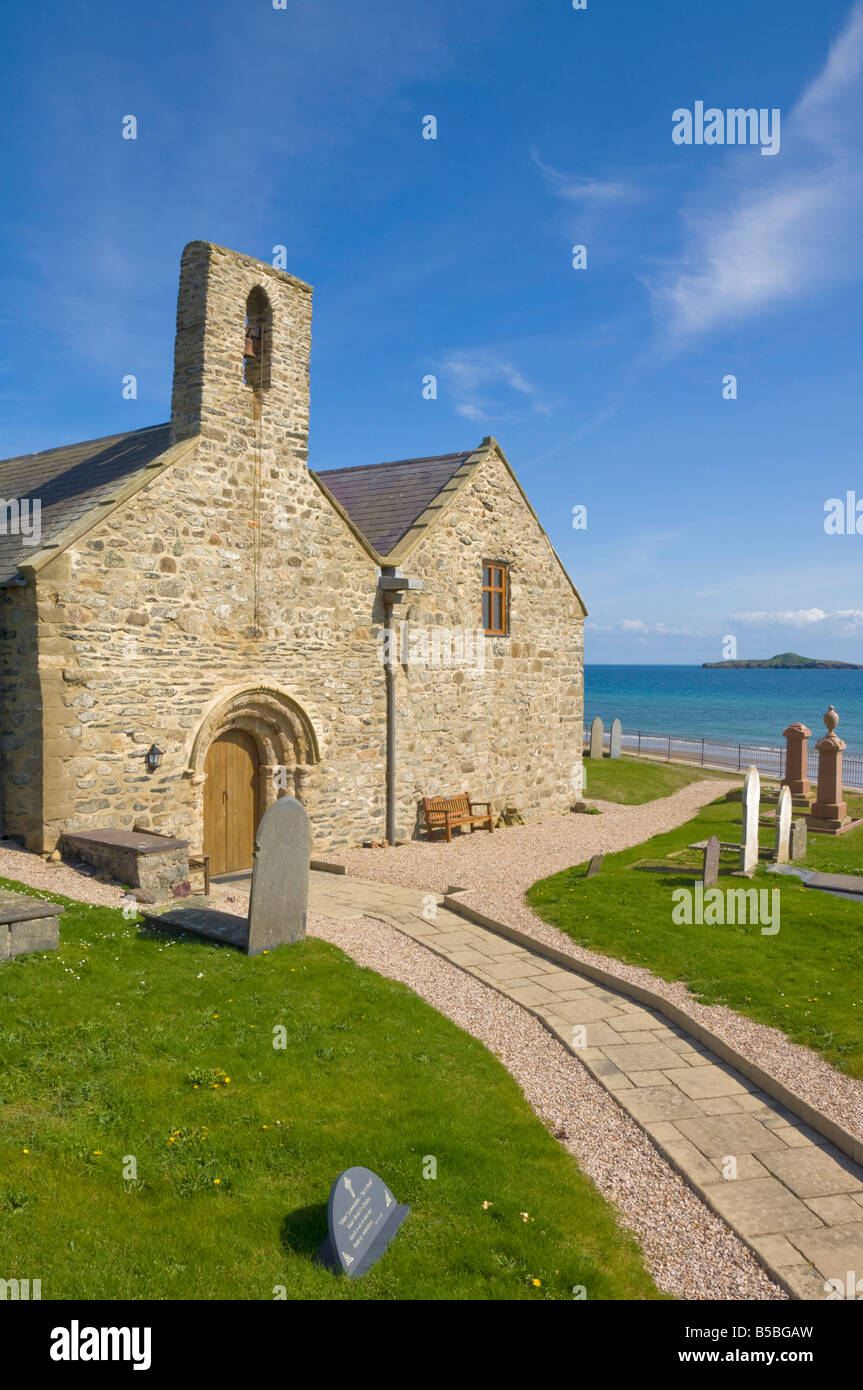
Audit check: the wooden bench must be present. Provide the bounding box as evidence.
[421,793,494,843]
[189,854,211,896]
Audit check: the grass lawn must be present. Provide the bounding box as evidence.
[0,880,661,1301]
[528,794,863,1080]
[801,790,863,874]
[582,754,737,805]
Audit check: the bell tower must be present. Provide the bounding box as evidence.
[169,241,312,474]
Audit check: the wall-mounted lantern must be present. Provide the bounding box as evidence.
[146,744,164,772]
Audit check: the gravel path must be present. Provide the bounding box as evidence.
[318,782,863,1146]
[0,833,784,1300]
[0,842,130,908]
[310,912,784,1301]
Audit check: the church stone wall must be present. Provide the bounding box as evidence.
[1,243,585,855]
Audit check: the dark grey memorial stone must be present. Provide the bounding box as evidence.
[140,898,250,949]
[807,871,863,896]
[702,836,720,889]
[586,854,604,878]
[316,1166,409,1278]
[247,796,310,954]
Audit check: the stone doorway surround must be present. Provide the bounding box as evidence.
[184,684,321,859]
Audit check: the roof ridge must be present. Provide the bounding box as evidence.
[315,450,471,477]
[0,421,170,469]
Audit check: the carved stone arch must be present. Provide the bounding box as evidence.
[186,684,321,820]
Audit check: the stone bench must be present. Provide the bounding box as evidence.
[60,829,191,902]
[0,889,64,960]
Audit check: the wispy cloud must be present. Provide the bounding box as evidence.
[652,2,863,342]
[530,150,637,206]
[587,618,698,637]
[439,351,550,422]
[732,607,863,633]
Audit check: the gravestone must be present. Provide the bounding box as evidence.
[140,794,311,955]
[247,795,311,955]
[774,786,792,864]
[586,854,604,878]
[740,765,761,876]
[702,836,720,889]
[589,716,604,760]
[790,818,808,862]
[609,718,623,760]
[316,1166,409,1278]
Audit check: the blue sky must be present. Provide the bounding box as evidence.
[2,0,862,664]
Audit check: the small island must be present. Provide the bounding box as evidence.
[702,651,863,670]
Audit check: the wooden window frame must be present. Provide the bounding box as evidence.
[482,562,509,636]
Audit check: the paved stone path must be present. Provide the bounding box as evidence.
[213,869,863,1300]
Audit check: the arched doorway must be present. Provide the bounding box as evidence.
[187,685,321,871]
[203,729,258,875]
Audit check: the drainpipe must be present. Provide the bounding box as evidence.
[377,568,422,845]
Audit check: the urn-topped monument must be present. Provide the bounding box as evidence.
[808,707,851,833]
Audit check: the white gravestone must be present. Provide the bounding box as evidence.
[774,785,792,864]
[740,765,761,876]
[590,717,604,760]
[609,718,623,760]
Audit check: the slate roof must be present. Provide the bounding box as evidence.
[0,423,172,582]
[0,426,477,581]
[314,451,474,556]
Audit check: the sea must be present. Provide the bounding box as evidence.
[584,666,863,754]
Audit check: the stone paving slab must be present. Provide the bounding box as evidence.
[210,868,863,1299]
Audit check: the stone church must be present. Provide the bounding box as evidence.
[0,242,586,872]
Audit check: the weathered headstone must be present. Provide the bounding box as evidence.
[316,1166,409,1278]
[774,785,792,864]
[609,718,623,760]
[247,795,311,955]
[790,818,808,862]
[702,836,720,889]
[589,716,604,760]
[586,854,604,878]
[740,765,761,875]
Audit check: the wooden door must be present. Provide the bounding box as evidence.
[203,730,258,876]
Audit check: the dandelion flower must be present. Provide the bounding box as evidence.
[531,1278,541,1288]
[213,1179,221,1185]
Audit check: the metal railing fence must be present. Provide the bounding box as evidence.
[582,725,863,791]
